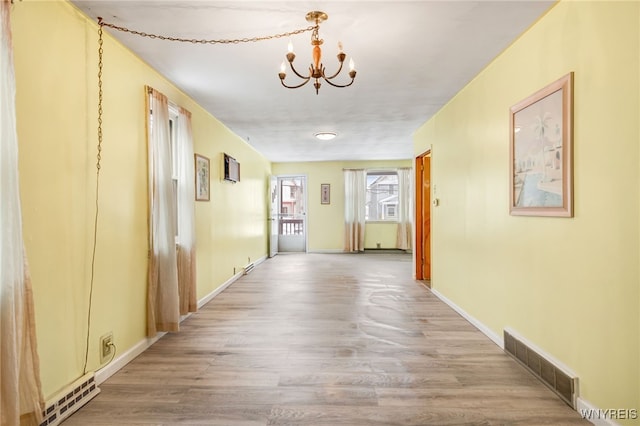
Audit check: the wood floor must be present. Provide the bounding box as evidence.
[65,253,588,425]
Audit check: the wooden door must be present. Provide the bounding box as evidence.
[415,153,431,284]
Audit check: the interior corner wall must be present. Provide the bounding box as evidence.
[413,1,639,418]
[11,0,270,398]
[272,160,412,252]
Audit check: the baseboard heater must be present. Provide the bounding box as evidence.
[243,262,255,275]
[39,372,100,426]
[504,330,578,409]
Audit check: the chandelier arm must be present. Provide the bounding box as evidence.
[287,61,312,80]
[323,61,345,81]
[322,76,356,89]
[280,78,312,89]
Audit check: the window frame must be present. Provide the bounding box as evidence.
[365,169,400,223]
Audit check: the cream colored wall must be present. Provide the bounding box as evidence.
[414,1,639,418]
[272,160,411,251]
[12,0,270,398]
[363,223,398,249]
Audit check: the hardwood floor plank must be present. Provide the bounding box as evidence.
[64,253,587,425]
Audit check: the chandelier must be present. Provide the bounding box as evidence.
[278,11,357,95]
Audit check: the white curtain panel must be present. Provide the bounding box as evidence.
[146,87,179,335]
[176,107,197,315]
[396,167,413,250]
[344,169,366,252]
[0,0,44,423]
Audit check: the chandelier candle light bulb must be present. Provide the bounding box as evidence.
[278,10,357,95]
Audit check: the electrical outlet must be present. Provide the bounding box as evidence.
[100,332,113,364]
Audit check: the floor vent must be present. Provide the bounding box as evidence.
[39,372,100,426]
[244,263,255,275]
[504,330,578,409]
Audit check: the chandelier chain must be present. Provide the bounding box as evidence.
[97,25,103,171]
[98,19,317,45]
[83,21,105,376]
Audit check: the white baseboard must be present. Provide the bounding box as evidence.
[503,326,578,379]
[577,398,622,426]
[307,249,345,254]
[96,255,268,385]
[95,332,165,385]
[429,288,503,348]
[429,289,618,426]
[198,271,243,308]
[198,255,267,308]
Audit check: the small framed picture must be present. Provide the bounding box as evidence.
[321,183,330,204]
[194,154,210,201]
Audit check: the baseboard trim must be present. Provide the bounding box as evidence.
[503,326,578,380]
[198,271,242,308]
[198,255,267,308]
[429,289,615,426]
[96,254,268,386]
[307,249,345,254]
[577,398,621,426]
[95,333,165,385]
[429,288,503,348]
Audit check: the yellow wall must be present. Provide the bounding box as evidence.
[12,0,270,398]
[414,0,639,418]
[363,223,398,249]
[272,160,411,251]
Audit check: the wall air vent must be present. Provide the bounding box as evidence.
[504,329,578,409]
[39,372,100,426]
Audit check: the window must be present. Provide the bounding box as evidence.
[169,106,179,242]
[385,204,397,218]
[148,95,181,243]
[366,171,399,221]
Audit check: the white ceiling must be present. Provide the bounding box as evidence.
[71,1,555,163]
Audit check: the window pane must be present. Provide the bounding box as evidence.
[366,172,399,221]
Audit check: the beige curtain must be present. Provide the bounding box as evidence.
[146,87,179,335]
[344,169,366,252]
[0,1,44,423]
[396,167,413,250]
[176,107,197,315]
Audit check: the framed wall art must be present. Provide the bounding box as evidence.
[194,153,210,201]
[509,72,574,217]
[321,183,330,204]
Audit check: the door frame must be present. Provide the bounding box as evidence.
[268,175,278,258]
[415,151,431,285]
[275,174,308,253]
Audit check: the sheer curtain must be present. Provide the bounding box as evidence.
[146,87,179,335]
[344,169,366,252]
[1,1,44,423]
[396,167,413,250]
[176,107,197,315]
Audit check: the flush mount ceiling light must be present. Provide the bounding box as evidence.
[278,11,357,95]
[314,132,337,141]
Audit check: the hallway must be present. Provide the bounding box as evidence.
[65,253,586,425]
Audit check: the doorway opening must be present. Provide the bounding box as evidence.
[270,175,307,254]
